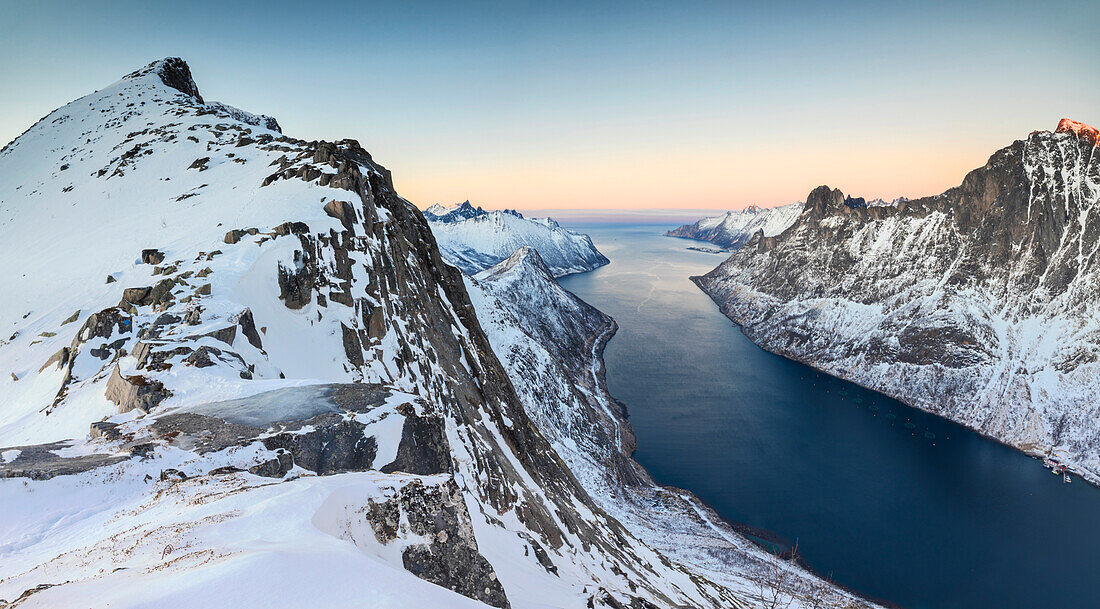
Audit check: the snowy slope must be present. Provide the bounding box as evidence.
[424,202,609,277]
[0,58,875,609]
[466,248,872,609]
[666,202,803,250]
[695,119,1100,484]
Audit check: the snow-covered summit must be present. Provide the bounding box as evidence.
[666,202,803,250]
[0,57,863,609]
[1055,118,1099,146]
[424,202,609,277]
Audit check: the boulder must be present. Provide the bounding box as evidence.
[39,347,70,372]
[89,421,120,440]
[141,249,165,265]
[121,286,152,306]
[104,366,170,414]
[248,451,293,478]
[273,221,310,236]
[323,200,357,231]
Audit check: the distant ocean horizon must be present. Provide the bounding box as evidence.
[505,208,729,225]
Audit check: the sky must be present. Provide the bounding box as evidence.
[1,0,1096,214]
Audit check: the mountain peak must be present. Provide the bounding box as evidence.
[123,57,203,103]
[805,185,846,216]
[424,200,488,223]
[1056,118,1098,146]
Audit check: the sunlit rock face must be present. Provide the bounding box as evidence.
[695,119,1100,484]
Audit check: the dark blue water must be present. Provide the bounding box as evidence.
[557,224,1100,609]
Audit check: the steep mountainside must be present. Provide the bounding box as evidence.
[424,201,609,277]
[667,203,803,250]
[695,120,1100,483]
[467,249,873,608]
[0,58,869,609]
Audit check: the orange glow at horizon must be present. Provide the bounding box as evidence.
[391,137,1000,212]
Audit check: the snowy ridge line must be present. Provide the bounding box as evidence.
[424,201,610,278]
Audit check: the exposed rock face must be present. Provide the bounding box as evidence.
[323,199,357,231]
[695,119,1100,483]
[398,479,510,608]
[104,365,171,413]
[667,202,804,250]
[127,57,204,103]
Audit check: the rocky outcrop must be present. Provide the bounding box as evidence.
[127,57,204,103]
[104,365,170,414]
[397,479,510,609]
[695,119,1100,483]
[323,199,357,231]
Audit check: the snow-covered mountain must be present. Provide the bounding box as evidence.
[0,59,870,609]
[694,119,1100,483]
[666,203,803,250]
[423,201,609,277]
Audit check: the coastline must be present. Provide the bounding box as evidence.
[578,274,889,609]
[687,274,1100,489]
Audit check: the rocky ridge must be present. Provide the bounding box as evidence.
[0,59,871,609]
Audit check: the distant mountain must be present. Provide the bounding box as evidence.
[424,201,609,277]
[694,119,1100,484]
[667,202,803,250]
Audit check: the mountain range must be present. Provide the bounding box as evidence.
[666,203,804,250]
[424,201,609,277]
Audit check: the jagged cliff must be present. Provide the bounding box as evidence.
[0,59,871,609]
[695,119,1100,483]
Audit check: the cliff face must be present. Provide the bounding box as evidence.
[695,120,1100,482]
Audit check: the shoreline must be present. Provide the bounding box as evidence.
[687,274,1099,490]
[582,282,893,609]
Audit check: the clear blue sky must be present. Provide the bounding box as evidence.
[1,0,1096,211]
